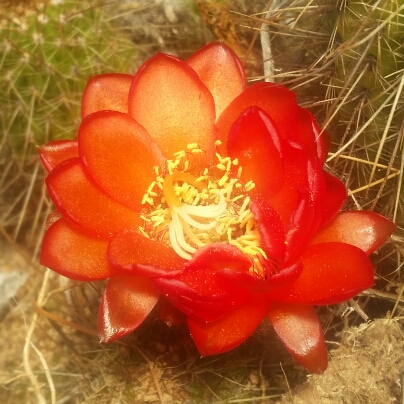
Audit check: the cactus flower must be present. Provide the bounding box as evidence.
[38,42,396,374]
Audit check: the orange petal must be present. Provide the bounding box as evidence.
[128,53,216,162]
[187,42,245,118]
[40,217,118,281]
[81,73,133,118]
[45,158,141,237]
[216,82,299,155]
[98,275,159,342]
[78,111,165,211]
[310,211,396,255]
[107,229,186,276]
[268,242,374,304]
[44,210,62,230]
[267,302,328,374]
[187,294,270,356]
[38,140,79,173]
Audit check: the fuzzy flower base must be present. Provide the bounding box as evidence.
[38,42,396,374]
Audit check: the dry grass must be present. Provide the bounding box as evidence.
[1,0,404,403]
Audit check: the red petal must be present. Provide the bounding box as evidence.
[266,144,311,226]
[311,114,331,164]
[188,294,270,356]
[215,269,268,293]
[187,42,245,118]
[250,197,286,262]
[40,217,118,281]
[98,275,159,342]
[154,243,253,321]
[38,140,79,173]
[45,158,141,237]
[305,159,327,236]
[155,277,244,321]
[268,242,374,304]
[181,243,251,295]
[267,302,328,374]
[217,82,299,154]
[187,243,251,274]
[81,73,133,118]
[78,111,165,211]
[159,296,186,326]
[283,190,315,265]
[320,173,347,227]
[107,229,185,277]
[227,106,285,199]
[296,107,329,163]
[269,263,303,286]
[310,211,396,255]
[128,53,215,162]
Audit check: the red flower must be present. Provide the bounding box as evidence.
[38,42,396,374]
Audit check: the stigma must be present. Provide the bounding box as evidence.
[140,143,265,263]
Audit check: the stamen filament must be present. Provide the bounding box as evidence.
[169,221,192,260]
[142,146,261,266]
[175,207,217,230]
[171,211,197,253]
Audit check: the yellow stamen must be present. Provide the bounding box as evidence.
[163,172,207,208]
[141,146,263,271]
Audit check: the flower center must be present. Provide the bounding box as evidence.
[140,142,266,267]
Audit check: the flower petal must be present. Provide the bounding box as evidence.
[268,242,374,304]
[283,190,315,265]
[217,82,299,154]
[107,229,185,277]
[81,73,133,118]
[154,243,253,321]
[159,296,186,326]
[267,302,328,374]
[268,263,303,286]
[266,144,311,226]
[40,217,117,281]
[155,277,244,321]
[128,53,215,162]
[45,158,141,237]
[310,211,396,255]
[185,242,251,279]
[98,275,159,342]
[320,172,347,227]
[249,197,286,262]
[38,140,79,173]
[78,111,165,211]
[187,294,270,356]
[296,107,329,163]
[227,106,285,199]
[187,42,245,118]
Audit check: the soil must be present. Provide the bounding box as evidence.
[1,1,404,403]
[279,319,404,404]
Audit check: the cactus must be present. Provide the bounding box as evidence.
[0,0,137,245]
[322,0,404,231]
[260,0,403,222]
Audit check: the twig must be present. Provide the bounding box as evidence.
[261,0,285,81]
[133,346,165,404]
[279,362,293,400]
[32,300,98,337]
[30,341,56,404]
[23,269,52,404]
